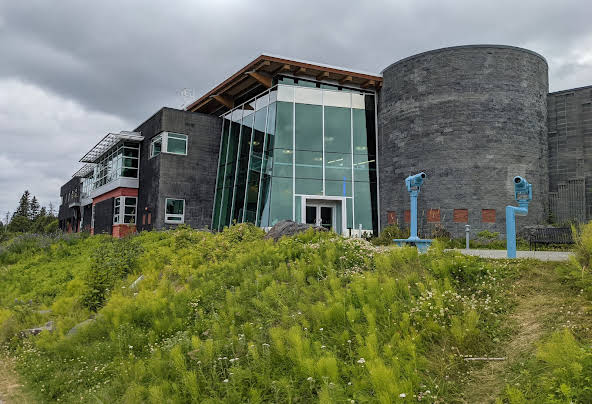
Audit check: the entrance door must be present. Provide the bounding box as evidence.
[305,203,334,232]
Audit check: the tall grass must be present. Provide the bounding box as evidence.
[1,225,522,402]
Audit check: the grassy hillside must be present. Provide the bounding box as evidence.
[0,225,591,403]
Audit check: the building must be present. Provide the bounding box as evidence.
[58,45,592,238]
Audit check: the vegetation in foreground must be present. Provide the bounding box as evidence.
[0,223,590,403]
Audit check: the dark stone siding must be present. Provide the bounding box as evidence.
[82,205,93,232]
[134,107,221,231]
[378,45,549,238]
[58,177,81,222]
[157,108,221,230]
[547,86,592,221]
[93,198,113,235]
[135,109,164,232]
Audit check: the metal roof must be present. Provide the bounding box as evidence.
[79,131,143,163]
[72,163,95,178]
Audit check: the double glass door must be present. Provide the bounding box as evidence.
[306,203,333,231]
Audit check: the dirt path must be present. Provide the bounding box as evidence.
[461,264,590,403]
[0,355,33,404]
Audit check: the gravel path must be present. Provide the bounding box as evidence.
[449,249,573,261]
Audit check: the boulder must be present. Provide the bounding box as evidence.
[264,220,327,241]
[20,321,54,337]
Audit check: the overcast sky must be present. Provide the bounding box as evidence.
[1,0,591,220]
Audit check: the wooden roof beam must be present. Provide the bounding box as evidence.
[316,71,330,81]
[339,75,353,85]
[246,71,272,88]
[254,60,271,71]
[281,64,292,72]
[361,79,376,89]
[210,94,234,109]
[294,67,306,76]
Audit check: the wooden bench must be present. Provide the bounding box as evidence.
[526,227,573,250]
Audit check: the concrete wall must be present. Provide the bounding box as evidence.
[547,86,592,222]
[378,45,549,238]
[93,198,113,235]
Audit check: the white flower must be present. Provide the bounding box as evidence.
[128,345,133,349]
[307,377,313,381]
[321,345,326,349]
[223,379,229,383]
[399,393,406,398]
[319,327,324,331]
[357,358,366,364]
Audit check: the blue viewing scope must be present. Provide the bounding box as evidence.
[513,176,532,202]
[405,172,426,191]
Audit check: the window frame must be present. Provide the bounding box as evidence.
[165,198,185,224]
[150,132,188,159]
[112,196,137,225]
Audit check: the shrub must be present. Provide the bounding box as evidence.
[371,223,409,245]
[81,237,144,311]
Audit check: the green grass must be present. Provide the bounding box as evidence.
[0,224,590,403]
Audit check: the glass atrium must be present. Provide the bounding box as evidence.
[212,79,378,235]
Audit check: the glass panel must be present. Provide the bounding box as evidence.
[123,158,138,168]
[295,195,302,223]
[121,168,138,178]
[295,178,322,195]
[212,187,222,230]
[346,198,353,229]
[324,106,351,154]
[269,177,293,226]
[351,93,365,109]
[124,215,136,224]
[273,149,292,177]
[219,119,230,166]
[320,207,332,230]
[152,137,162,157]
[125,197,136,205]
[353,108,369,154]
[353,154,376,182]
[295,150,323,179]
[232,113,253,223]
[296,79,317,88]
[325,180,351,197]
[167,135,187,154]
[123,147,139,157]
[257,175,272,227]
[166,199,184,215]
[274,101,293,149]
[305,206,316,225]
[325,152,352,181]
[124,206,136,215]
[354,182,373,231]
[166,216,182,222]
[295,103,322,151]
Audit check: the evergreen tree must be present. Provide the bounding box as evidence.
[48,202,55,218]
[12,190,31,220]
[39,206,47,218]
[30,196,40,220]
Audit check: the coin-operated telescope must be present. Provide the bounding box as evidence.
[394,172,432,253]
[506,176,532,258]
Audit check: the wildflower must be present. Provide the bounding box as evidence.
[128,345,133,349]
[399,393,406,398]
[321,345,326,349]
[319,327,324,331]
[307,377,313,381]
[223,379,229,383]
[357,358,366,364]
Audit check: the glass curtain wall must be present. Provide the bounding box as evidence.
[212,82,378,234]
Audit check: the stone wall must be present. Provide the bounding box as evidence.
[378,45,549,238]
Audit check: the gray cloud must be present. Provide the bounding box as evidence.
[0,0,591,218]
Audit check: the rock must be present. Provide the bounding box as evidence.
[130,274,144,289]
[67,318,96,336]
[264,220,327,241]
[20,321,54,337]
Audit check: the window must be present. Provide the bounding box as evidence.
[167,133,187,154]
[165,198,185,223]
[93,142,140,188]
[150,132,187,158]
[113,196,137,225]
[150,135,162,158]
